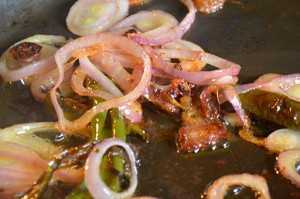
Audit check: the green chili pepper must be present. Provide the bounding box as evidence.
[239,89,300,129]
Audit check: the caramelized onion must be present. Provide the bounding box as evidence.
[277,149,300,188]
[85,138,138,199]
[206,173,271,199]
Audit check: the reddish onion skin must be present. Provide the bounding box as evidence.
[277,149,300,188]
[206,173,271,199]
[143,45,240,85]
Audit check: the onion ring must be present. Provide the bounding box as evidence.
[277,149,300,188]
[129,0,196,45]
[111,10,178,37]
[67,0,129,36]
[85,138,138,199]
[206,173,271,199]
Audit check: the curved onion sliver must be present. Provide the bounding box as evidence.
[67,0,129,36]
[51,33,151,133]
[129,0,196,45]
[129,0,197,46]
[266,129,300,152]
[85,138,138,199]
[144,45,240,85]
[277,149,300,188]
[71,64,143,123]
[111,10,178,36]
[206,173,271,199]
[163,39,204,51]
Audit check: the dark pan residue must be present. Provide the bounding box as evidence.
[0,0,300,198]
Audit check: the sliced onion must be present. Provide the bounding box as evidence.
[217,85,266,146]
[71,66,143,123]
[163,39,204,51]
[89,55,135,93]
[71,67,115,100]
[85,138,138,199]
[0,122,61,160]
[67,0,129,36]
[133,0,196,45]
[266,129,300,152]
[0,142,46,197]
[219,85,251,130]
[277,149,300,188]
[30,63,75,101]
[144,45,240,85]
[206,173,271,199]
[0,34,69,82]
[111,10,178,37]
[0,141,84,197]
[79,56,124,96]
[51,33,151,133]
[154,48,201,60]
[129,0,196,45]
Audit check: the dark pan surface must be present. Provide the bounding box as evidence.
[1,0,300,198]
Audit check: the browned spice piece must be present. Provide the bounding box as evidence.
[129,0,149,6]
[192,0,226,14]
[179,85,229,152]
[146,79,194,114]
[9,42,42,63]
[179,123,227,152]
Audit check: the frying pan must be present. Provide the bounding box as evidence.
[0,0,300,198]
